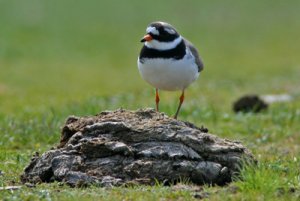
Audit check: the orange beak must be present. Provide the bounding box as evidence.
[140,34,153,42]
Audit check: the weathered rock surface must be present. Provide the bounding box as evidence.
[21,108,255,187]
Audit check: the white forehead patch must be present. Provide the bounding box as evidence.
[146,26,159,35]
[164,27,176,34]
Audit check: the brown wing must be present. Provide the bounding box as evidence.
[183,38,204,72]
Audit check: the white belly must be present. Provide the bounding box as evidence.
[137,53,199,91]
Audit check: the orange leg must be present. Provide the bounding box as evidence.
[155,88,160,112]
[174,90,185,119]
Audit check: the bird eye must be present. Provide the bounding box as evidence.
[160,30,168,36]
[158,27,166,34]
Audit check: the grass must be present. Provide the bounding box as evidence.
[1,0,300,200]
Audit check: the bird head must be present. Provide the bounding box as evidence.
[140,21,181,50]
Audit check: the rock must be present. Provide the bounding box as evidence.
[233,95,268,113]
[21,108,255,187]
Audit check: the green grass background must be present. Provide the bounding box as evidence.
[0,0,300,200]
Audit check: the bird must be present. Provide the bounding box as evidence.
[137,21,204,119]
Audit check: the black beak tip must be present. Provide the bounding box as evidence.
[140,38,146,42]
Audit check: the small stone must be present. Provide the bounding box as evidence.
[193,192,210,199]
[24,183,36,188]
[0,186,22,191]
